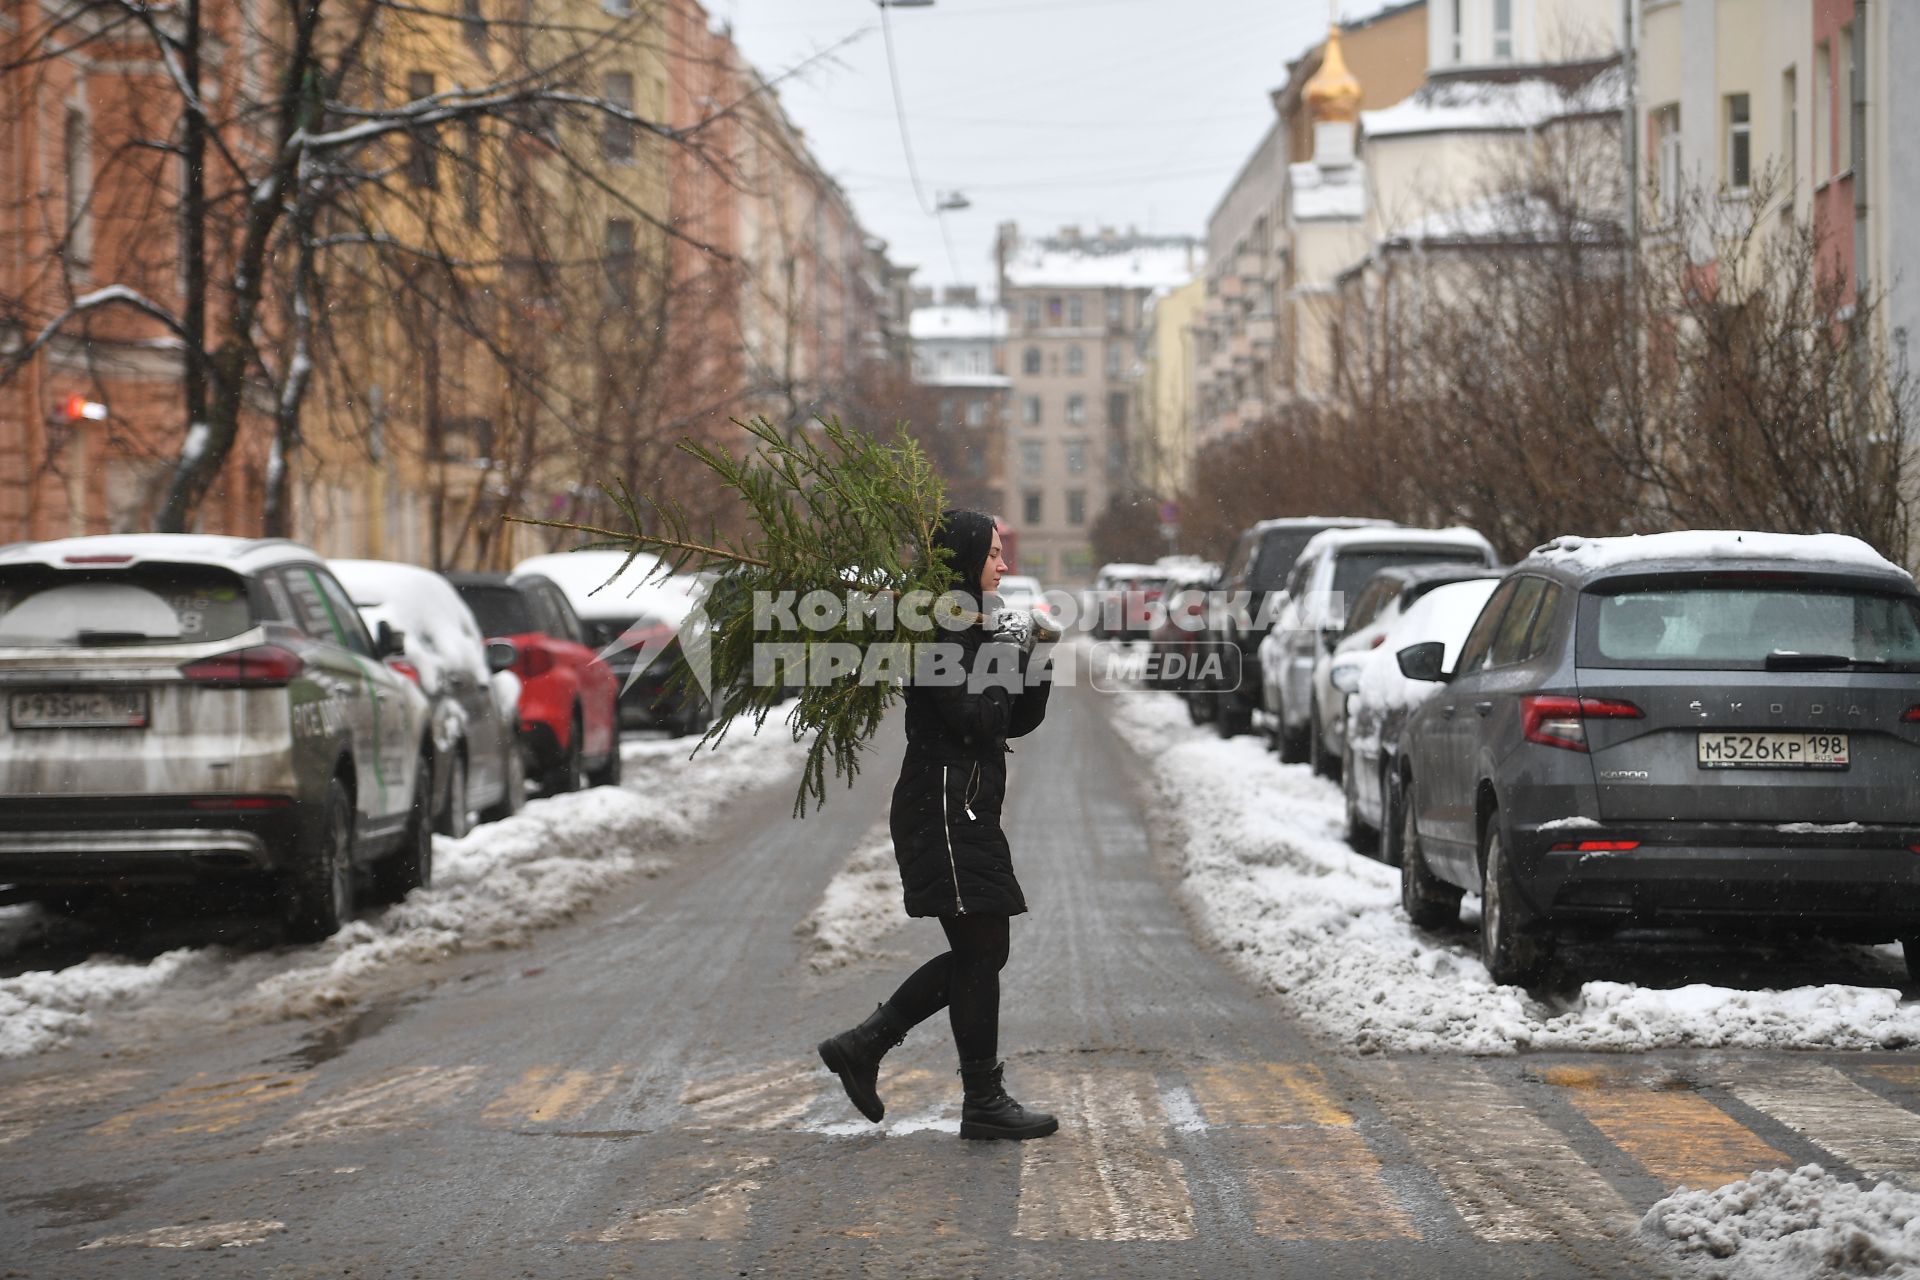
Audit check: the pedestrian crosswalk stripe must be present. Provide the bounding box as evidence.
[1013,1067,1195,1242]
[683,1059,818,1131]
[483,1067,621,1125]
[1729,1065,1920,1189]
[0,1068,144,1146]
[1543,1064,1792,1189]
[91,1072,306,1138]
[1187,1062,1353,1128]
[263,1065,485,1148]
[587,1153,771,1243]
[1361,1061,1629,1242]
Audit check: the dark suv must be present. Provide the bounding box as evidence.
[1194,516,1394,735]
[1393,532,1920,985]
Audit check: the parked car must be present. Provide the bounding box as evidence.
[1392,531,1920,986]
[1196,517,1395,735]
[332,560,524,837]
[1087,562,1155,639]
[1144,559,1222,691]
[0,535,436,939]
[446,572,621,795]
[1338,575,1502,857]
[1311,561,1505,781]
[1260,527,1496,767]
[513,551,710,735]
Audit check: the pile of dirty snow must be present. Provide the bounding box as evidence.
[1107,689,1920,1054]
[795,822,909,973]
[1641,1165,1920,1279]
[0,711,809,1058]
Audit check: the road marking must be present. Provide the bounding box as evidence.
[1188,1063,1416,1241]
[1013,1066,1195,1242]
[484,1067,621,1125]
[1732,1065,1920,1188]
[0,1068,145,1145]
[91,1072,306,1138]
[587,1154,772,1242]
[80,1220,285,1250]
[1362,1061,1629,1241]
[1543,1065,1791,1189]
[683,1059,819,1131]
[264,1065,485,1148]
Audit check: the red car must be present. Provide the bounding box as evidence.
[446,572,621,794]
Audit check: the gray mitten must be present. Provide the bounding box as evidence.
[989,607,1037,654]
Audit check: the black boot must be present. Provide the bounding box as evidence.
[817,1003,910,1123]
[958,1060,1058,1141]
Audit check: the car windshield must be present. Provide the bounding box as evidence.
[1580,584,1920,670]
[0,565,256,647]
[457,584,539,637]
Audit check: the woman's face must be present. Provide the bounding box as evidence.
[979,531,1007,594]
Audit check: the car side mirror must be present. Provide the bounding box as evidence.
[1396,640,1449,683]
[375,621,406,659]
[486,639,518,674]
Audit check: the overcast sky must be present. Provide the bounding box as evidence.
[714,0,1360,300]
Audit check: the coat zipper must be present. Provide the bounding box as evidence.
[963,763,980,820]
[941,765,966,914]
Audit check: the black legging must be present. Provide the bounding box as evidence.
[883,914,1010,1064]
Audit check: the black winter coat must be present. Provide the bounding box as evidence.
[890,628,1051,917]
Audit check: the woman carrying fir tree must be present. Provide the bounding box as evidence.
[816,509,1058,1141]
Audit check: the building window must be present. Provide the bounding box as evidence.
[1838,25,1854,176]
[1047,296,1062,321]
[1492,0,1512,61]
[1106,292,1124,326]
[1653,104,1682,219]
[1024,299,1040,327]
[1022,346,1041,375]
[1813,41,1830,180]
[1108,391,1128,429]
[63,107,92,265]
[1067,296,1084,326]
[1065,346,1084,376]
[604,218,636,304]
[1107,439,1125,477]
[1449,0,1462,61]
[462,117,483,225]
[1105,345,1123,378]
[966,400,987,427]
[603,72,635,163]
[1723,93,1750,193]
[1782,67,1798,203]
[1022,395,1041,426]
[406,71,438,188]
[1065,442,1086,473]
[1066,394,1086,425]
[1066,490,1086,526]
[1023,491,1043,524]
[461,0,486,49]
[1020,440,1044,474]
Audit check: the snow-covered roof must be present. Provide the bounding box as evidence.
[919,372,1012,390]
[1526,531,1912,581]
[1003,238,1203,291]
[513,550,700,624]
[1363,67,1626,139]
[1352,577,1501,722]
[1299,525,1495,559]
[909,304,1007,341]
[1249,516,1396,534]
[331,558,490,688]
[1290,163,1368,221]
[1387,193,1622,247]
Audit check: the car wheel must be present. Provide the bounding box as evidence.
[1480,818,1554,986]
[1275,691,1309,763]
[1343,745,1378,855]
[481,738,525,823]
[545,711,585,795]
[436,750,473,838]
[1308,700,1335,779]
[1216,688,1252,738]
[587,715,624,787]
[284,776,354,942]
[1186,689,1215,726]
[1399,777,1462,930]
[371,755,434,903]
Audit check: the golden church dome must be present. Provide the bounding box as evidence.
[1304,25,1362,124]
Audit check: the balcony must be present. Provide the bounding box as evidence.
[1216,275,1245,301]
[1244,315,1276,345]
[1230,333,1253,363]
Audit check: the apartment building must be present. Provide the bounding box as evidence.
[995,223,1201,585]
[909,290,1009,515]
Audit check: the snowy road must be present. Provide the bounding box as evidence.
[4,674,1920,1276]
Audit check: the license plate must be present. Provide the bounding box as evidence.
[1697,731,1849,769]
[8,689,150,729]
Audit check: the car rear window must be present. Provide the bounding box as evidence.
[582,615,672,651]
[457,584,539,638]
[1332,550,1486,610]
[1580,585,1920,670]
[1249,531,1319,591]
[0,565,256,647]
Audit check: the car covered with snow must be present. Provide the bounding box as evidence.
[0,535,436,939]
[513,551,710,735]
[1260,525,1497,767]
[331,560,526,838]
[1337,573,1502,858]
[1393,531,1920,986]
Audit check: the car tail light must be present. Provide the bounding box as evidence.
[1548,839,1641,852]
[1368,634,1386,649]
[1521,695,1642,752]
[1904,706,1920,723]
[189,796,294,811]
[63,553,134,565]
[386,658,423,686]
[179,644,304,687]
[518,646,555,679]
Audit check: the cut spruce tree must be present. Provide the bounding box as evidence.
[510,416,1024,817]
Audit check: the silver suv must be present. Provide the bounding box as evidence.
[0,534,433,939]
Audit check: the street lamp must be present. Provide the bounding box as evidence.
[876,0,935,6]
[936,190,970,212]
